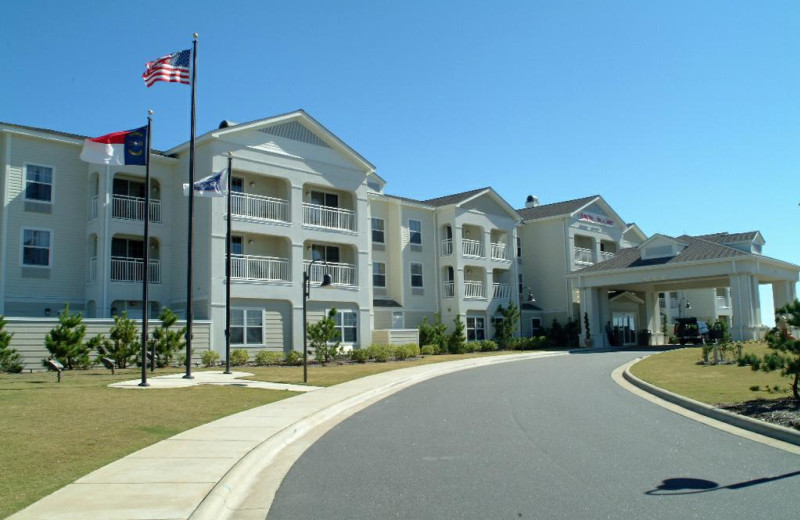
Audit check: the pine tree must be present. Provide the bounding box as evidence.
[0,316,22,373]
[149,308,186,367]
[44,304,90,369]
[762,300,800,402]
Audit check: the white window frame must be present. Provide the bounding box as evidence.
[230,308,264,345]
[408,219,422,245]
[373,261,386,287]
[410,262,423,288]
[24,162,55,204]
[332,309,358,344]
[371,218,385,243]
[21,228,52,268]
[466,316,486,342]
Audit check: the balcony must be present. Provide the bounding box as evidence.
[88,257,97,284]
[303,203,356,232]
[492,283,512,301]
[231,192,289,223]
[599,251,615,262]
[441,239,453,256]
[88,196,98,221]
[574,247,595,267]
[110,257,160,283]
[464,280,486,299]
[304,260,357,287]
[490,242,510,261]
[231,254,290,282]
[716,295,731,309]
[442,281,455,298]
[462,238,484,258]
[112,195,162,223]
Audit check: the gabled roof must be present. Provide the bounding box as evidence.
[422,187,492,207]
[382,186,521,221]
[694,231,764,245]
[516,195,599,221]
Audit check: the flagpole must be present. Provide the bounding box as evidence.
[184,33,198,380]
[139,111,153,387]
[224,153,233,375]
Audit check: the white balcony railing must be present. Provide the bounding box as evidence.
[231,255,290,282]
[441,239,453,256]
[88,256,97,284]
[716,296,731,309]
[442,281,455,298]
[490,242,509,261]
[462,238,484,258]
[110,257,160,283]
[231,193,289,223]
[303,203,356,232]
[88,196,98,221]
[304,260,357,287]
[464,280,486,299]
[492,283,512,300]
[599,251,615,262]
[574,247,595,266]
[112,195,162,223]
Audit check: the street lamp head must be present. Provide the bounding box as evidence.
[320,273,333,288]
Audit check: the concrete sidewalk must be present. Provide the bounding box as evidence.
[9,351,566,520]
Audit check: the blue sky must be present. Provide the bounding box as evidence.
[2,1,798,322]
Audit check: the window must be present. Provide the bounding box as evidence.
[518,274,524,295]
[373,262,386,287]
[409,219,422,245]
[113,178,145,198]
[22,229,51,266]
[231,309,263,345]
[231,236,244,255]
[410,263,423,287]
[466,317,485,341]
[112,238,144,259]
[334,310,358,343]
[311,190,339,208]
[531,318,542,335]
[25,164,53,203]
[516,236,522,257]
[371,218,385,243]
[311,244,340,263]
[231,177,244,193]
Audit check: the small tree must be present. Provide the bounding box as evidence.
[149,308,186,367]
[44,304,90,369]
[761,300,800,402]
[0,316,22,373]
[95,312,139,368]
[419,313,448,352]
[583,312,591,344]
[448,315,467,354]
[494,302,520,349]
[307,308,341,365]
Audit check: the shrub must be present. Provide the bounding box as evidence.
[762,352,784,371]
[421,344,438,356]
[401,343,421,357]
[738,352,759,367]
[230,348,250,366]
[749,385,761,392]
[493,303,520,349]
[44,304,91,369]
[419,314,448,353]
[149,308,186,368]
[0,316,22,373]
[285,350,302,366]
[701,345,712,364]
[201,350,220,367]
[255,350,283,366]
[308,308,341,365]
[462,342,477,354]
[479,340,498,352]
[366,344,392,362]
[94,312,139,369]
[762,300,800,402]
[394,345,410,360]
[448,315,467,354]
[350,349,368,363]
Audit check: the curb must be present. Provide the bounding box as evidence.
[622,363,800,447]
[189,351,567,520]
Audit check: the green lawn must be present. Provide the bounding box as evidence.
[0,351,523,518]
[629,342,792,404]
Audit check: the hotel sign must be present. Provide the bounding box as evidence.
[578,211,615,226]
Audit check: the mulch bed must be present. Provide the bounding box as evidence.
[718,398,800,432]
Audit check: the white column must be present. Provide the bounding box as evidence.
[730,274,758,341]
[579,287,601,347]
[751,277,762,326]
[645,290,661,345]
[772,280,796,311]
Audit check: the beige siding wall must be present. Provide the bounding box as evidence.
[4,318,211,371]
[371,329,419,345]
[519,218,569,316]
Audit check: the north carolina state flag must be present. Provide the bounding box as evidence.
[79,126,148,165]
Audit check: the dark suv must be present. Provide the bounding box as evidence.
[673,318,709,345]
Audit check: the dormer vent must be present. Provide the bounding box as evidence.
[525,195,539,208]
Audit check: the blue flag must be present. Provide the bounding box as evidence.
[183,169,226,197]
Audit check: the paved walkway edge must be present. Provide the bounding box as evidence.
[622,360,800,447]
[189,351,566,520]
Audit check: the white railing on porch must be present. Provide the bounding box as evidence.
[464,280,486,299]
[490,242,509,261]
[462,238,484,257]
[442,281,455,298]
[303,203,356,231]
[492,283,511,300]
[441,239,453,256]
[599,251,615,262]
[716,295,731,309]
[574,247,595,265]
[231,192,289,222]
[88,257,97,283]
[231,254,290,281]
[110,257,161,283]
[304,260,357,286]
[88,196,98,221]
[112,195,162,223]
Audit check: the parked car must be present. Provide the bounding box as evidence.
[673,318,709,345]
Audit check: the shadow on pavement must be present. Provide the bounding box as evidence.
[646,470,800,496]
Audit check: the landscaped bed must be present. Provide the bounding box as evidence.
[629,342,800,432]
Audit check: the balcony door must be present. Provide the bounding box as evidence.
[310,190,339,208]
[112,238,144,259]
[113,178,146,198]
[311,244,340,263]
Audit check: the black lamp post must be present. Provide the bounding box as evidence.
[302,259,332,384]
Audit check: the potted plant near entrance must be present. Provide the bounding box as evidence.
[583,312,593,348]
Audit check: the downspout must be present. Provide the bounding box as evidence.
[434,207,441,309]
[102,165,111,317]
[0,134,11,315]
[564,216,572,319]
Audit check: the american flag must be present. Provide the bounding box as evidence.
[142,49,191,87]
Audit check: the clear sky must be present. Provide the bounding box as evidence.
[2,1,798,323]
